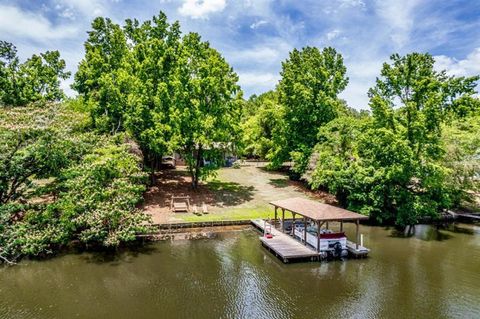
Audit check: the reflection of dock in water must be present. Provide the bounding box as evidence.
[448,211,480,222]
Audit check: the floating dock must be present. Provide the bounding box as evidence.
[251,219,369,262]
[252,219,320,262]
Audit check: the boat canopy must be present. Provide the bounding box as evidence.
[270,197,368,222]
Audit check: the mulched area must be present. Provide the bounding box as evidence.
[141,169,216,224]
[141,166,337,224]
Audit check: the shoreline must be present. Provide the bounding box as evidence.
[143,212,463,242]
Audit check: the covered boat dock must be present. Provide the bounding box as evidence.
[252,197,370,263]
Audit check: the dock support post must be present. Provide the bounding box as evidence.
[340,221,343,232]
[317,222,320,252]
[326,221,329,229]
[304,218,307,245]
[356,219,360,250]
[282,208,285,233]
[274,207,277,229]
[292,213,295,236]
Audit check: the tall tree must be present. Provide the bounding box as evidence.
[369,53,479,162]
[123,13,182,175]
[73,18,129,133]
[174,33,241,188]
[275,47,348,171]
[307,53,479,226]
[73,13,242,187]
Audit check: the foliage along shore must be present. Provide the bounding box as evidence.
[1,11,479,263]
[0,104,152,264]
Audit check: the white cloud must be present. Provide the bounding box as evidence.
[250,20,268,29]
[229,47,279,63]
[178,0,226,19]
[340,59,384,109]
[242,0,274,16]
[55,0,107,18]
[339,81,371,110]
[374,0,422,48]
[326,29,341,41]
[60,77,76,97]
[339,0,366,8]
[238,72,280,92]
[434,48,480,77]
[0,5,78,41]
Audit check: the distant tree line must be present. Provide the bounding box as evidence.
[240,50,480,226]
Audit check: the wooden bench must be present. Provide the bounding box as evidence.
[171,196,190,213]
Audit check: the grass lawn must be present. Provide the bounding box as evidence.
[178,205,299,222]
[143,165,336,224]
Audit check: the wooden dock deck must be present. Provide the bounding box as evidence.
[251,218,369,262]
[251,219,320,262]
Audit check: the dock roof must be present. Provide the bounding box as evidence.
[270,197,368,221]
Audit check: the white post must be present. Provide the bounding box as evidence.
[360,234,364,247]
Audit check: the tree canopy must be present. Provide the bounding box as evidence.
[1,10,480,266]
[273,47,349,171]
[0,41,70,107]
[73,12,241,187]
[0,104,151,263]
[303,52,479,225]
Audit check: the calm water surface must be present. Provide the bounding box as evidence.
[1,223,479,319]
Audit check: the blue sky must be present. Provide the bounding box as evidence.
[1,0,479,109]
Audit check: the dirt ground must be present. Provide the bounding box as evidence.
[142,164,336,224]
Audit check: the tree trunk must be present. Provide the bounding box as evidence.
[149,153,157,186]
[192,144,203,189]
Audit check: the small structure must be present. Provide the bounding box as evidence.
[171,196,191,213]
[252,197,370,263]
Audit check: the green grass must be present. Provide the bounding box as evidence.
[177,205,298,222]
[268,178,289,188]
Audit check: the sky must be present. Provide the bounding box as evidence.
[0,0,479,109]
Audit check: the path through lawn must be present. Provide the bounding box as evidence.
[142,164,335,224]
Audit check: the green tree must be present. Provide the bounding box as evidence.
[240,91,285,160]
[0,41,70,106]
[0,41,20,105]
[73,17,130,133]
[307,53,479,226]
[275,46,348,172]
[0,105,151,263]
[174,33,242,188]
[442,113,480,209]
[122,14,182,176]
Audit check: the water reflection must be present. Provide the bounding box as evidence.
[389,224,453,241]
[0,224,479,319]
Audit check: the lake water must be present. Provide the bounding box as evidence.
[1,223,479,319]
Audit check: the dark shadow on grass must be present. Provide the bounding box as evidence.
[268,178,289,188]
[207,180,255,207]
